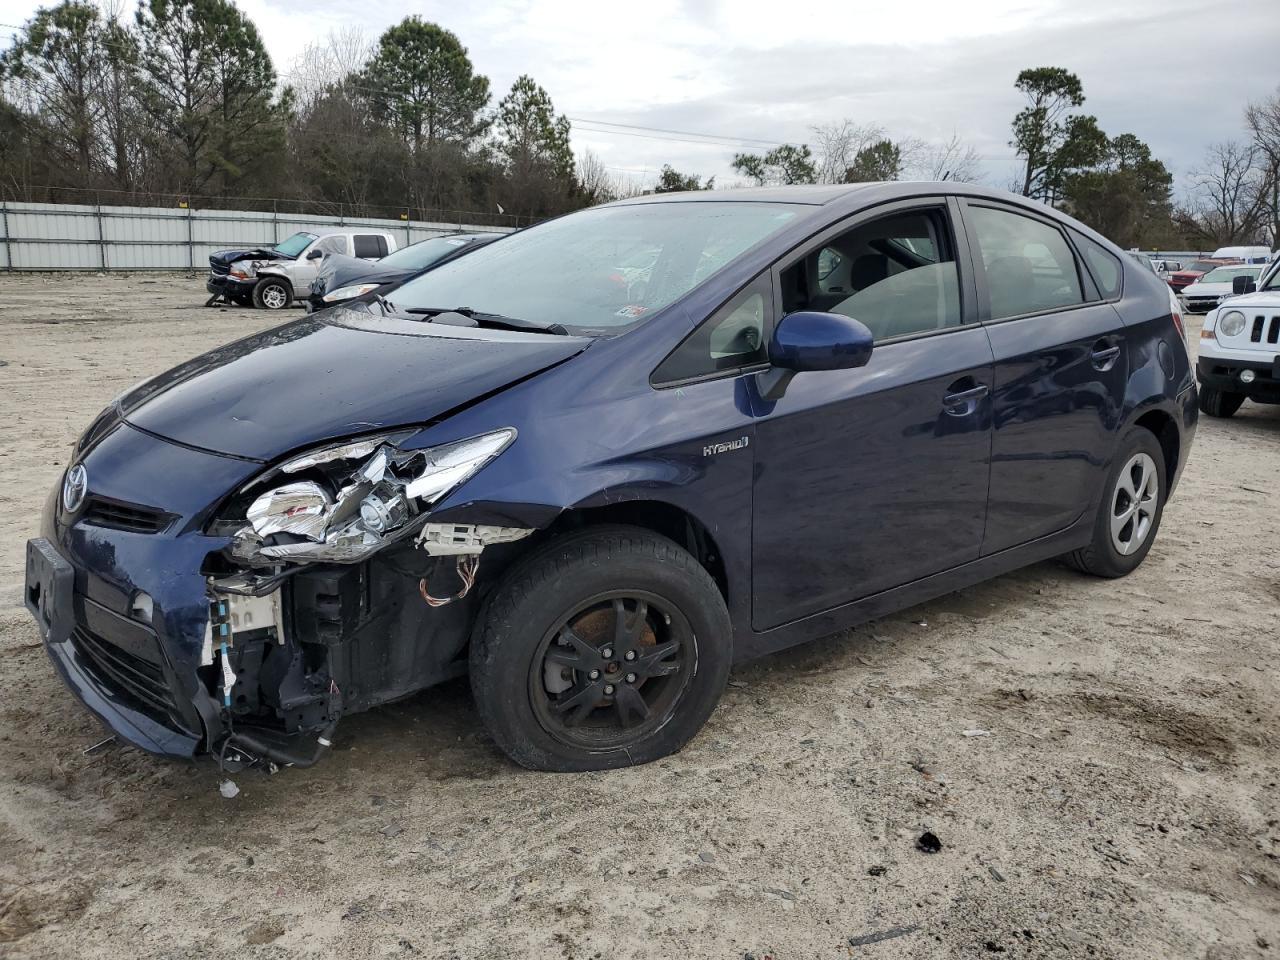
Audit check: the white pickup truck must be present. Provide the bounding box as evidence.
[207,228,400,310]
[1196,254,1280,416]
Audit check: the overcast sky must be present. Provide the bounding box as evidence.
[4,0,1279,192]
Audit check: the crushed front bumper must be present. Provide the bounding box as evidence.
[26,536,202,757]
[206,275,256,299]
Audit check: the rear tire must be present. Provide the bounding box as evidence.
[252,277,292,310]
[1066,426,1166,578]
[1198,385,1245,418]
[470,525,732,771]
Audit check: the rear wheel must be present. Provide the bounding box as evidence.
[1198,385,1245,418]
[470,526,731,771]
[1066,427,1166,578]
[252,277,292,310]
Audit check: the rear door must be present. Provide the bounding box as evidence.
[957,200,1128,555]
[749,198,994,630]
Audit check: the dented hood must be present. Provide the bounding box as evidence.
[121,308,589,461]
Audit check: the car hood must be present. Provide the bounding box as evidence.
[1209,289,1276,308]
[209,247,288,268]
[121,307,590,461]
[314,255,409,295]
[1182,282,1233,295]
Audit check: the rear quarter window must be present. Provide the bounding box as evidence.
[1072,231,1124,299]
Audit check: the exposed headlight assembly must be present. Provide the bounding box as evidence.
[322,282,382,303]
[228,428,516,566]
[1217,310,1246,338]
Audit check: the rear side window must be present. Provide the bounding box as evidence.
[1072,231,1123,299]
[653,274,771,384]
[967,205,1083,320]
[316,235,348,256]
[354,234,388,258]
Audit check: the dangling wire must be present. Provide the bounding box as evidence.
[419,554,480,607]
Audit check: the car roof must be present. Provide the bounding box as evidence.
[608,183,882,206]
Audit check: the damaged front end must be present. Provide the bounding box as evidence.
[196,429,534,772]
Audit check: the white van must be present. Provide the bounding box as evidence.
[1210,245,1273,264]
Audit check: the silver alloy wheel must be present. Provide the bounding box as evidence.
[261,283,288,309]
[1110,452,1159,555]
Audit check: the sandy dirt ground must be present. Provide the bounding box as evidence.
[0,273,1276,960]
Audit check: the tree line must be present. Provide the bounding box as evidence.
[2,5,1277,250]
[0,2,591,224]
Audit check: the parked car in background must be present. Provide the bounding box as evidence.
[207,228,399,310]
[1179,264,1263,313]
[1210,245,1273,264]
[306,232,501,312]
[27,183,1196,775]
[1196,255,1280,416]
[1168,258,1240,293]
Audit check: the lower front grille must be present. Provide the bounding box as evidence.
[69,624,181,723]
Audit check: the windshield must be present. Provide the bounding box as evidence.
[1199,266,1261,284]
[1187,260,1223,273]
[389,202,801,334]
[274,232,317,258]
[377,236,480,272]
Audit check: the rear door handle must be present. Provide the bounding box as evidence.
[1090,342,1121,370]
[942,383,989,416]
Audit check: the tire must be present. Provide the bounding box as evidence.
[1065,426,1167,578]
[1198,385,1245,418]
[470,525,732,771]
[252,277,292,310]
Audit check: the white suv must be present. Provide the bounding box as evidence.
[1196,255,1280,417]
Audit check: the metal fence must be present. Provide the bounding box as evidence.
[0,200,515,271]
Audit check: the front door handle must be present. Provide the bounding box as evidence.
[942,383,989,416]
[1090,341,1121,371]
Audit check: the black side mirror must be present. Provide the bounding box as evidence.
[307,249,324,260]
[757,310,874,401]
[1232,275,1256,295]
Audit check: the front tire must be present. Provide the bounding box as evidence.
[470,526,732,771]
[1198,385,1245,418]
[252,277,292,310]
[1066,427,1166,578]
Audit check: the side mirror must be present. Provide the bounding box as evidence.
[757,310,874,401]
[307,249,324,260]
[1232,275,1256,295]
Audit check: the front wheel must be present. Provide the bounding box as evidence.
[1065,427,1166,578]
[252,277,292,310]
[470,526,732,771]
[1198,385,1245,418]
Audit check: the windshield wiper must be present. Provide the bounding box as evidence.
[402,305,568,335]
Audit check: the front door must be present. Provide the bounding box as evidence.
[957,201,1129,554]
[750,201,994,631]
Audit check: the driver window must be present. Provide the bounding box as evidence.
[653,274,772,385]
[782,208,962,341]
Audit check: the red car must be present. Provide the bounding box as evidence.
[1168,258,1241,292]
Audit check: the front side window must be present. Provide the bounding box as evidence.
[391,202,800,336]
[967,205,1083,320]
[781,208,962,341]
[316,235,348,256]
[274,232,316,258]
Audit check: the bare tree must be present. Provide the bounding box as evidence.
[288,28,372,110]
[1184,141,1269,246]
[576,149,617,204]
[1245,86,1280,246]
[914,132,984,182]
[810,119,885,184]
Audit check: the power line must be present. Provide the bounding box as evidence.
[0,19,796,155]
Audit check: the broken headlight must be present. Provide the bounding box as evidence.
[225,428,516,566]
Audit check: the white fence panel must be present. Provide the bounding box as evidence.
[0,200,514,271]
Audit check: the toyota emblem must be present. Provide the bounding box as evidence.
[62,463,88,513]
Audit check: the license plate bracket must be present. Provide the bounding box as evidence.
[25,538,74,641]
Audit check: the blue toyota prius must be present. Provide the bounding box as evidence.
[25,183,1197,772]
